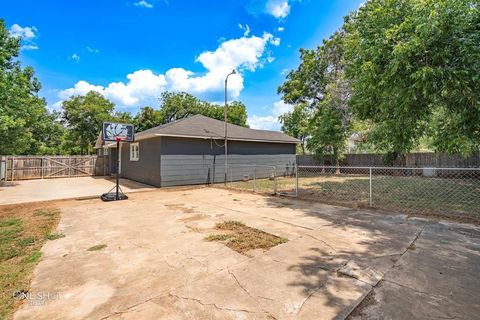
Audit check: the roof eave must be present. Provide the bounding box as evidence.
[141,133,299,144]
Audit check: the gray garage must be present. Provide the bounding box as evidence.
[97,115,298,187]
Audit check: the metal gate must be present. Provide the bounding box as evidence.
[3,156,98,181]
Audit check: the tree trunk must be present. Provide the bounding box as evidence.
[334,147,340,175]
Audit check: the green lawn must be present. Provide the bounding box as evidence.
[226,173,480,223]
[0,205,61,319]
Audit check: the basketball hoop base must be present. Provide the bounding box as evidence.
[100,192,128,201]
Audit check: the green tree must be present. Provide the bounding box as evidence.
[278,31,351,163]
[278,103,310,154]
[132,91,249,132]
[133,106,163,132]
[158,91,248,127]
[344,0,480,158]
[112,111,133,124]
[61,91,115,154]
[0,19,63,155]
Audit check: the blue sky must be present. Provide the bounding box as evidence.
[3,0,363,130]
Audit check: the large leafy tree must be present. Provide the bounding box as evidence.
[133,106,163,132]
[278,31,351,163]
[344,0,480,158]
[0,19,64,155]
[61,91,115,154]
[133,91,248,132]
[158,91,248,127]
[278,103,310,154]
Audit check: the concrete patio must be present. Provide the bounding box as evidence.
[0,177,155,205]
[11,188,480,319]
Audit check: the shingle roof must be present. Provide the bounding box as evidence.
[135,114,299,144]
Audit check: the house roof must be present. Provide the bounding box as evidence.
[134,114,300,144]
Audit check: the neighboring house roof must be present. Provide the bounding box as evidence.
[135,115,300,144]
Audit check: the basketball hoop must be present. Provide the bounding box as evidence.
[101,122,135,202]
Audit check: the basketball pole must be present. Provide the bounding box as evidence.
[116,138,120,200]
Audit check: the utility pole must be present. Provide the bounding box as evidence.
[224,69,236,185]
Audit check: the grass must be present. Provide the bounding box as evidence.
[46,232,65,241]
[87,244,107,251]
[226,173,480,223]
[0,206,61,319]
[205,221,288,254]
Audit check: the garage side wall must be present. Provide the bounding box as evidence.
[160,137,296,187]
[120,138,161,187]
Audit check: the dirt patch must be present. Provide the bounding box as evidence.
[0,202,62,319]
[205,221,288,254]
[87,244,107,251]
[180,214,208,222]
[165,204,195,213]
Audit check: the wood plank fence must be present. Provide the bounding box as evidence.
[1,156,105,181]
[297,152,480,168]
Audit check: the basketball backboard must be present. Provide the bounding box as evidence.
[102,122,134,142]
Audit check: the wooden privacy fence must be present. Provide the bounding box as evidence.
[297,152,480,168]
[2,156,101,181]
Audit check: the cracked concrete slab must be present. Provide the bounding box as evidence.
[296,274,371,320]
[10,187,480,320]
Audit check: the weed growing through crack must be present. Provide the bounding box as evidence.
[205,221,287,254]
[87,244,107,251]
[46,232,65,241]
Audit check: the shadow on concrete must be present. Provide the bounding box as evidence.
[262,194,480,319]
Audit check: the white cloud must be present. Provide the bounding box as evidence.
[272,100,294,116]
[270,36,281,46]
[59,70,167,107]
[70,54,80,62]
[248,100,293,131]
[9,24,39,50]
[86,46,99,53]
[58,32,279,107]
[265,0,290,19]
[248,115,278,131]
[277,26,285,32]
[9,24,37,39]
[59,81,104,98]
[238,24,251,36]
[134,1,154,8]
[21,44,39,51]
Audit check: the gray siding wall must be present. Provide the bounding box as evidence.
[160,154,296,187]
[120,139,161,187]
[120,136,296,187]
[160,137,296,187]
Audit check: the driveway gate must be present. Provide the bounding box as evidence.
[3,156,98,181]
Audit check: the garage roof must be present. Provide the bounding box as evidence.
[135,114,299,144]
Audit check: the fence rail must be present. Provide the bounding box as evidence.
[222,164,480,222]
[1,156,99,181]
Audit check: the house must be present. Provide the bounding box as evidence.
[96,114,299,187]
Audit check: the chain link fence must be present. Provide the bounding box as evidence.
[224,164,277,194]
[219,164,480,221]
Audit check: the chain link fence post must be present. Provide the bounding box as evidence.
[253,163,256,192]
[273,167,277,195]
[369,167,373,207]
[295,164,299,197]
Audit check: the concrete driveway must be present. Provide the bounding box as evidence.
[0,177,155,205]
[13,188,480,319]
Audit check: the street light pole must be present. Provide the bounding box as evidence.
[224,69,236,185]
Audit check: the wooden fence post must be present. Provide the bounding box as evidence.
[12,157,15,181]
